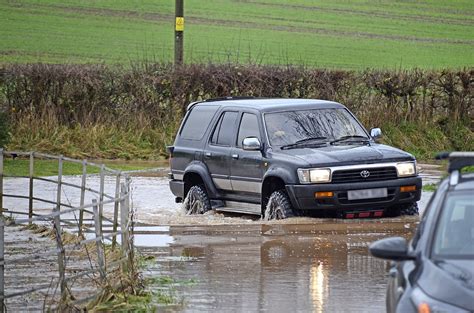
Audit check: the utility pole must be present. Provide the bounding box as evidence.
[175,0,184,66]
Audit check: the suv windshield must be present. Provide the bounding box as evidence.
[432,191,474,258]
[264,108,368,148]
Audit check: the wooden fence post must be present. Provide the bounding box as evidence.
[78,160,87,237]
[28,152,34,225]
[0,148,3,215]
[53,203,67,301]
[119,183,129,273]
[0,217,4,313]
[99,165,105,233]
[56,156,63,213]
[92,199,106,281]
[112,172,121,249]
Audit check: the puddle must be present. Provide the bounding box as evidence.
[140,222,416,312]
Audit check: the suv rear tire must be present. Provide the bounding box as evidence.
[183,185,211,215]
[264,190,295,220]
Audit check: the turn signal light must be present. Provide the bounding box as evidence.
[418,303,430,313]
[315,191,334,198]
[400,185,416,192]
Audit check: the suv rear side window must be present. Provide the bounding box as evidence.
[180,105,219,140]
[211,111,238,146]
[237,113,260,147]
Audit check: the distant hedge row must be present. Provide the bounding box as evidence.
[0,63,472,157]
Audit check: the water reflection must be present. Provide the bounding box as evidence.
[310,261,327,313]
[141,223,415,312]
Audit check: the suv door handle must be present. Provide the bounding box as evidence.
[232,154,239,159]
[205,152,212,157]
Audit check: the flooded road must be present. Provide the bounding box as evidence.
[137,221,417,312]
[3,163,443,312]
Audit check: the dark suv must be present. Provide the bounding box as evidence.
[168,97,422,219]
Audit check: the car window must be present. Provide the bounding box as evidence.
[210,111,238,146]
[237,113,260,147]
[180,105,219,140]
[264,108,367,147]
[432,192,474,258]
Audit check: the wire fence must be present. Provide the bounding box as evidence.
[0,149,135,311]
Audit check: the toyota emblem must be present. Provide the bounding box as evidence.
[360,170,370,178]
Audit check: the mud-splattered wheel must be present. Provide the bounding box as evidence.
[264,190,295,220]
[183,185,211,215]
[399,202,419,216]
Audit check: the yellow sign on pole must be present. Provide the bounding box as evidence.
[175,17,184,31]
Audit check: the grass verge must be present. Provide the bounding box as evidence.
[3,158,159,176]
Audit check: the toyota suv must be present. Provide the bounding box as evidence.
[168,97,422,219]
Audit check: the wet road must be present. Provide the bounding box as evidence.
[3,164,443,312]
[138,221,417,312]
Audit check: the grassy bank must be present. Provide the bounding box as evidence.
[1,64,473,160]
[2,159,163,176]
[1,0,473,69]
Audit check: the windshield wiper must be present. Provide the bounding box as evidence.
[281,136,328,150]
[330,135,369,145]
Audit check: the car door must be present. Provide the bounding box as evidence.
[230,112,264,195]
[204,111,238,191]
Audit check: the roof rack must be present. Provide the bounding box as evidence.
[203,96,256,102]
[186,96,256,111]
[436,152,474,186]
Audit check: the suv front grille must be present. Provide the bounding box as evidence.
[331,167,397,184]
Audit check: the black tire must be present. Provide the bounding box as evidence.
[263,190,295,220]
[183,185,211,215]
[399,202,419,216]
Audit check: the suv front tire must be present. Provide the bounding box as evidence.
[183,185,211,215]
[264,190,295,220]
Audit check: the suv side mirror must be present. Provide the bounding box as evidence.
[243,137,262,151]
[370,128,382,140]
[369,237,415,261]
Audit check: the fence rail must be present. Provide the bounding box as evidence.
[0,149,135,311]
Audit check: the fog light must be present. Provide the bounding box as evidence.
[400,185,416,192]
[315,191,334,198]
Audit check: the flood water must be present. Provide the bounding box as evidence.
[3,163,442,312]
[138,221,417,312]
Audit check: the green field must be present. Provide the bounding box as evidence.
[1,0,473,69]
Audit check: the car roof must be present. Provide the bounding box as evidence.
[189,98,345,112]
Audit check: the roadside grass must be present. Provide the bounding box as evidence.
[1,0,473,68]
[3,159,156,177]
[380,122,474,161]
[422,183,438,192]
[92,254,196,310]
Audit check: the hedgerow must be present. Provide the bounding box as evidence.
[0,64,472,159]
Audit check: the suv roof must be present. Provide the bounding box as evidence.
[188,97,344,112]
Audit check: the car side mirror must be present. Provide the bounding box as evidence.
[243,137,262,151]
[370,128,382,140]
[369,237,415,261]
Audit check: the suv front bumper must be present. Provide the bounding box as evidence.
[285,176,422,211]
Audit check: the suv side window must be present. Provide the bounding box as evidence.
[237,113,260,147]
[210,111,238,146]
[180,105,219,140]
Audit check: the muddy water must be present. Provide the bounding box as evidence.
[138,221,417,312]
[4,163,442,312]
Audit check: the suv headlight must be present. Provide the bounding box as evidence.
[298,168,331,184]
[396,162,416,177]
[411,287,469,313]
